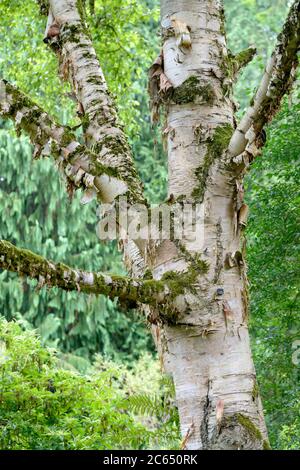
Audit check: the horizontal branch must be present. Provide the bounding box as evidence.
[0,240,190,321]
[0,80,131,203]
[228,0,300,164]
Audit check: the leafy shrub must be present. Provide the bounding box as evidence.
[279,400,300,450]
[0,318,180,450]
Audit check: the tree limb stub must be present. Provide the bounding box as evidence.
[230,47,257,82]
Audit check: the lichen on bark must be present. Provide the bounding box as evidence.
[212,413,270,450]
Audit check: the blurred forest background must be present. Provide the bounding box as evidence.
[0,0,299,449]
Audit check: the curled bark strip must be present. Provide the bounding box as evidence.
[216,399,225,431]
[225,251,244,270]
[148,50,173,123]
[238,204,249,228]
[171,18,192,49]
[180,423,195,450]
[223,301,234,326]
[161,16,191,48]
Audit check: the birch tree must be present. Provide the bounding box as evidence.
[1,0,299,450]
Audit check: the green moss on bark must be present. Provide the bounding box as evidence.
[161,257,209,297]
[218,413,269,449]
[236,413,263,441]
[263,440,272,450]
[192,123,233,201]
[172,76,215,105]
[221,47,256,90]
[37,0,49,15]
[252,380,259,401]
[61,23,87,44]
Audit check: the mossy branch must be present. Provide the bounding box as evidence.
[231,47,257,79]
[0,240,206,321]
[0,80,130,203]
[39,0,146,206]
[0,240,163,310]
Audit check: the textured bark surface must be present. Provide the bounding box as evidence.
[1,0,300,450]
[40,0,151,270]
[148,0,268,450]
[149,0,299,450]
[45,0,146,206]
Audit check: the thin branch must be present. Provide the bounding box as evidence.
[0,80,128,203]
[0,240,179,316]
[227,0,300,165]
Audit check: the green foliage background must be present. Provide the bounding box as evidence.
[0,0,299,449]
[0,318,180,449]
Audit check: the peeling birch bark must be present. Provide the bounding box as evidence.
[40,0,149,269]
[0,80,128,203]
[0,0,299,450]
[41,0,146,206]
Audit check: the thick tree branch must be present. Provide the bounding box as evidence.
[228,0,300,166]
[0,239,183,318]
[0,80,129,203]
[38,0,146,206]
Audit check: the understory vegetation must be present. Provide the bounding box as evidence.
[0,318,180,450]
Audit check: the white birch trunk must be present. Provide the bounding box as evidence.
[154,0,269,449]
